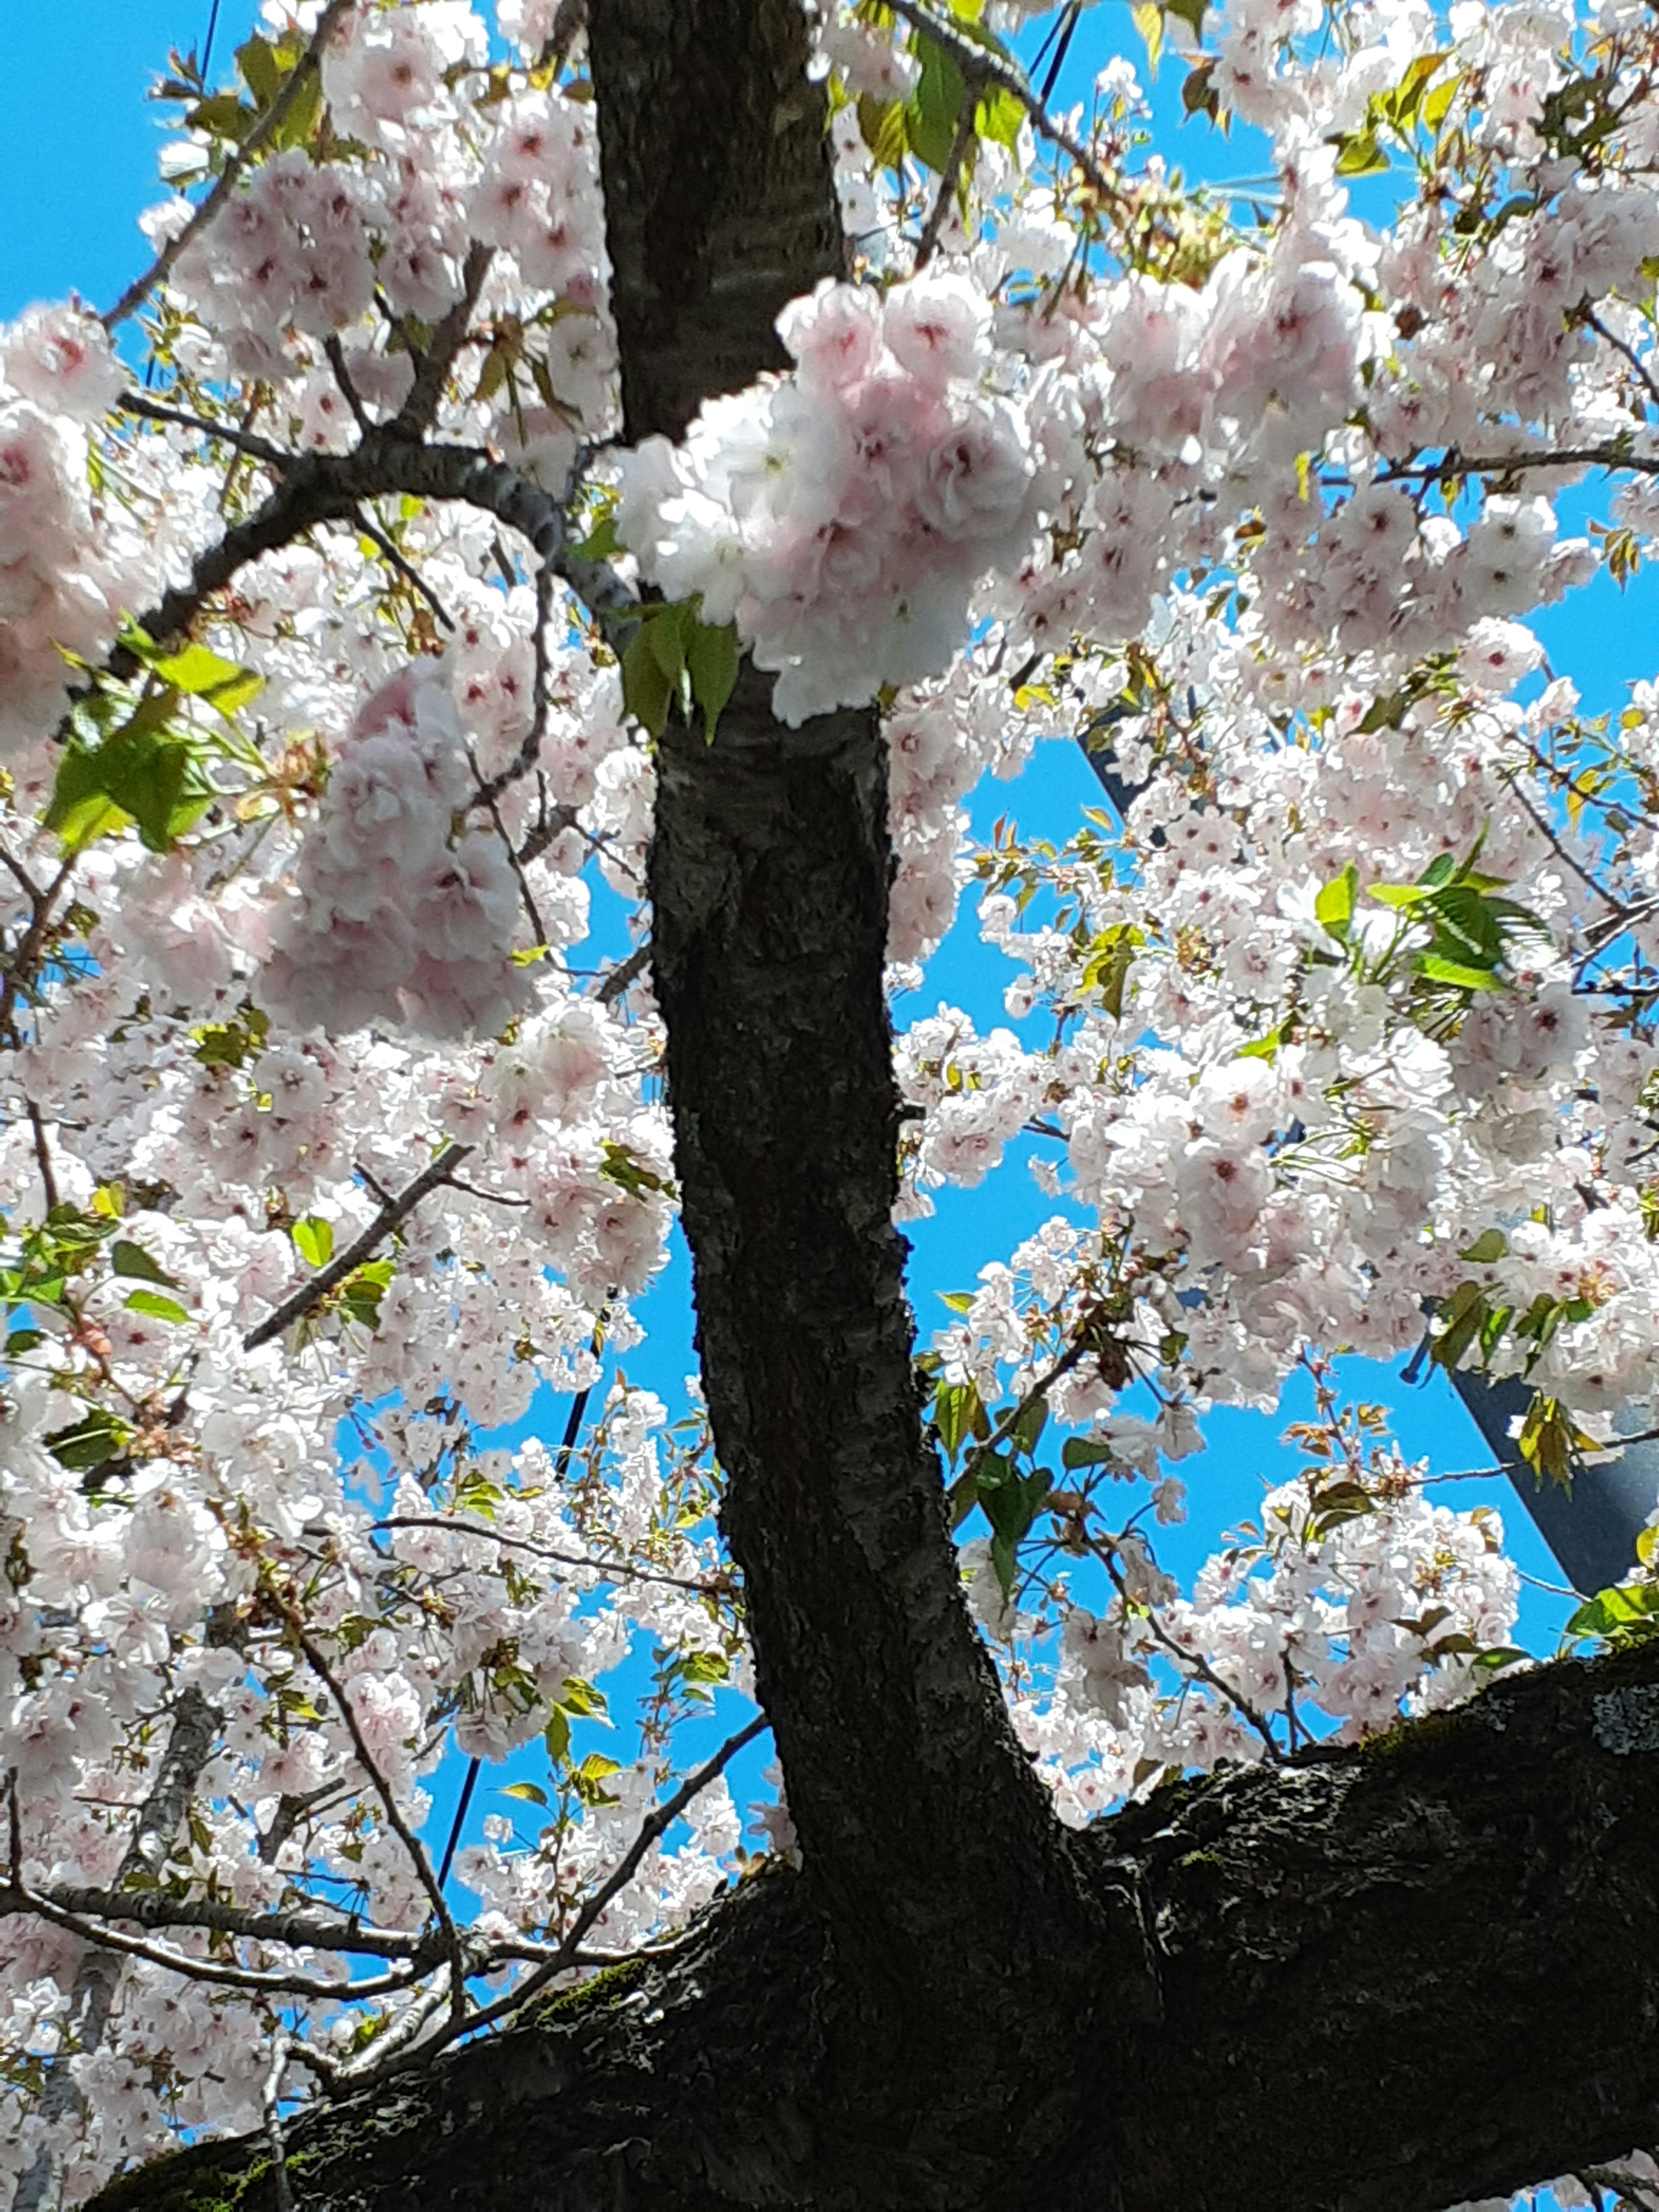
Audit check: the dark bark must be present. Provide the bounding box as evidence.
[89,1640,1659,2212]
[586,0,845,443]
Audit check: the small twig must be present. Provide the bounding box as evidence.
[516,792,580,868]
[351,505,456,631]
[391,241,495,438]
[1501,764,1627,915]
[446,1175,532,1208]
[324,335,375,438]
[534,0,588,73]
[243,1141,475,1350]
[915,86,979,269]
[433,1714,771,2048]
[0,840,41,904]
[882,0,1122,208]
[24,1100,60,1215]
[468,743,547,944]
[117,390,294,470]
[1578,304,1659,413]
[0,858,76,1049]
[354,1160,397,1209]
[261,2034,297,2212]
[477,559,559,806]
[294,1630,456,1942]
[102,0,357,332]
[597,942,652,1006]
[1100,1546,1283,1760]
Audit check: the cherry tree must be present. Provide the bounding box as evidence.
[5,0,1659,2205]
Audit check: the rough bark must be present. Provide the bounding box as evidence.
[585,0,844,442]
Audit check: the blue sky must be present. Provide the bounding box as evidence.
[7,0,1652,1870]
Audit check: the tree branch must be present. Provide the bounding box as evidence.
[83,1642,1659,2212]
[101,0,358,334]
[243,1141,474,1350]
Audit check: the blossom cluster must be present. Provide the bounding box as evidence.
[616,272,1043,725]
[260,662,534,1040]
[0,306,136,761]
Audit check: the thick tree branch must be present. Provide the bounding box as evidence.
[84,1643,1659,2212]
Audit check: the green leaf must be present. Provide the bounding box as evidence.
[236,32,285,105]
[933,1378,986,1464]
[572,1751,622,1807]
[1009,1398,1049,1457]
[1080,923,1141,1019]
[1315,863,1357,940]
[1517,1392,1602,1490]
[147,644,263,718]
[686,620,740,744]
[499,1780,549,1807]
[1414,953,1505,992]
[1332,127,1388,175]
[1567,1581,1659,1647]
[44,693,218,856]
[111,1239,178,1287]
[124,1288,190,1325]
[291,1216,335,1268]
[1131,1,1164,71]
[544,1707,572,1764]
[557,1675,609,1719]
[1429,1279,1486,1373]
[621,621,675,739]
[1062,1436,1119,1470]
[44,1408,133,1471]
[41,746,132,852]
[1460,1228,1509,1264]
[906,34,968,172]
[975,85,1025,148]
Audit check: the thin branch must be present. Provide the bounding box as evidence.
[416,1713,771,2059]
[1099,1544,1283,1759]
[243,1141,474,1349]
[117,390,294,470]
[391,242,495,438]
[24,1100,60,1215]
[102,0,357,333]
[0,1876,419,2002]
[881,0,1121,208]
[1376,442,1659,487]
[1577,305,1659,413]
[349,505,456,631]
[0,858,76,1048]
[262,2034,297,2212]
[293,1628,458,1959]
[0,1879,438,1962]
[534,0,588,75]
[915,86,978,270]
[468,742,547,944]
[477,557,558,805]
[324,336,375,439]
[597,941,652,1006]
